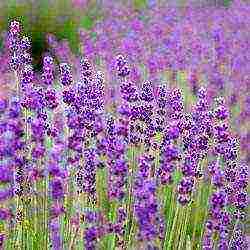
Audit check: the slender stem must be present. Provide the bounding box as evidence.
[175,206,184,247]
[192,189,200,240]
[167,203,180,250]
[177,204,191,250]
[163,186,174,249]
[69,226,79,250]
[191,158,207,247]
[125,146,136,248]
[199,180,213,245]
[186,235,192,250]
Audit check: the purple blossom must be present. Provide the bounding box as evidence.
[210,190,227,209]
[0,208,13,221]
[20,64,34,87]
[0,233,5,248]
[59,63,73,86]
[0,188,14,201]
[0,164,12,183]
[50,178,64,200]
[49,218,62,250]
[50,203,65,219]
[9,20,21,36]
[41,55,54,85]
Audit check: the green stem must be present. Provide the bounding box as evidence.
[108,201,118,250]
[175,206,184,247]
[163,187,174,249]
[44,168,49,249]
[199,180,213,246]
[125,146,136,248]
[177,204,191,250]
[167,203,180,250]
[191,186,201,247]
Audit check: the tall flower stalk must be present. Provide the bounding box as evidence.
[0,19,248,250]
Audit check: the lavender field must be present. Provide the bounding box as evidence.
[0,1,249,249]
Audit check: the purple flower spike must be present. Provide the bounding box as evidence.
[59,63,73,86]
[42,55,54,85]
[116,54,130,78]
[50,218,62,250]
[51,178,64,200]
[9,20,21,36]
[0,233,5,248]
[0,208,13,221]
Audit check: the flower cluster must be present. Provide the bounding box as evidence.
[41,55,54,85]
[0,17,248,250]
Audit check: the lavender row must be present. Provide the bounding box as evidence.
[0,20,249,250]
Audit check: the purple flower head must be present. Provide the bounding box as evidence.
[51,178,64,200]
[0,208,13,221]
[210,190,227,209]
[43,55,54,67]
[44,89,58,109]
[84,211,101,224]
[0,188,14,201]
[212,170,225,188]
[161,144,180,162]
[156,85,168,109]
[177,177,194,195]
[0,164,12,183]
[219,211,231,226]
[177,194,191,206]
[9,20,21,36]
[9,52,20,70]
[31,118,45,140]
[214,105,229,120]
[42,55,54,85]
[84,226,100,249]
[214,123,229,143]
[120,82,139,102]
[0,98,8,113]
[112,158,128,176]
[195,98,209,113]
[118,65,130,78]
[31,143,46,159]
[48,163,66,178]
[116,55,130,78]
[0,233,5,248]
[62,88,76,105]
[117,207,126,223]
[59,63,73,86]
[50,204,65,219]
[134,175,159,241]
[50,218,62,250]
[181,155,197,177]
[80,57,93,78]
[234,191,249,209]
[197,87,207,99]
[20,64,34,86]
[140,81,154,103]
[28,167,44,182]
[20,36,31,50]
[7,35,20,53]
[116,54,126,69]
[19,51,32,64]
[230,226,248,249]
[166,123,180,140]
[7,100,21,119]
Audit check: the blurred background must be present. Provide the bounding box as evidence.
[0,0,233,70]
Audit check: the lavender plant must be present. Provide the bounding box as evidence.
[0,17,249,250]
